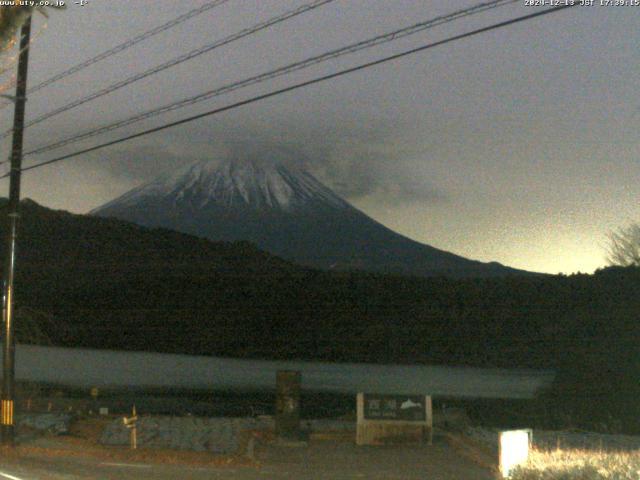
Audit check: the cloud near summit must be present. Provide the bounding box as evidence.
[90,126,449,208]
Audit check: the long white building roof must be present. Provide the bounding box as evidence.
[15,344,554,399]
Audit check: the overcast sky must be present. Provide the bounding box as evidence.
[0,0,637,274]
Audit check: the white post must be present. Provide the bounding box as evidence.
[499,429,531,478]
[425,395,433,445]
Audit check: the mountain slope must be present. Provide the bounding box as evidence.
[92,151,529,278]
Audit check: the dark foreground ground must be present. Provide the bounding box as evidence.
[0,433,495,480]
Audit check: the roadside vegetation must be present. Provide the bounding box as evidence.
[510,448,640,480]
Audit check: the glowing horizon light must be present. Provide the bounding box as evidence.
[500,429,531,478]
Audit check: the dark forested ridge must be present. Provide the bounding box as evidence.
[2,199,639,431]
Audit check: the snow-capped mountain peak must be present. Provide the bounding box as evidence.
[92,147,530,278]
[97,153,349,213]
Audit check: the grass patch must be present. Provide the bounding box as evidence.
[510,448,640,479]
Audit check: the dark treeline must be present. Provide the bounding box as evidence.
[4,200,640,432]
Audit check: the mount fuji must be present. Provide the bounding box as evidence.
[92,150,528,277]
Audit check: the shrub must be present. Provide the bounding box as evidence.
[510,448,640,480]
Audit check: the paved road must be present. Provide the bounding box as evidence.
[0,437,495,479]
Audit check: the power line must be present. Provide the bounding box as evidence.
[4,4,577,180]
[0,0,336,140]
[0,0,231,109]
[24,0,519,157]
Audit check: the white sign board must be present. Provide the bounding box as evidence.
[499,429,531,478]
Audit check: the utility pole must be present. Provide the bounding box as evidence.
[2,13,32,446]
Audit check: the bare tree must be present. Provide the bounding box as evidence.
[606,222,640,267]
[0,6,64,94]
[0,6,32,50]
[1,5,66,48]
